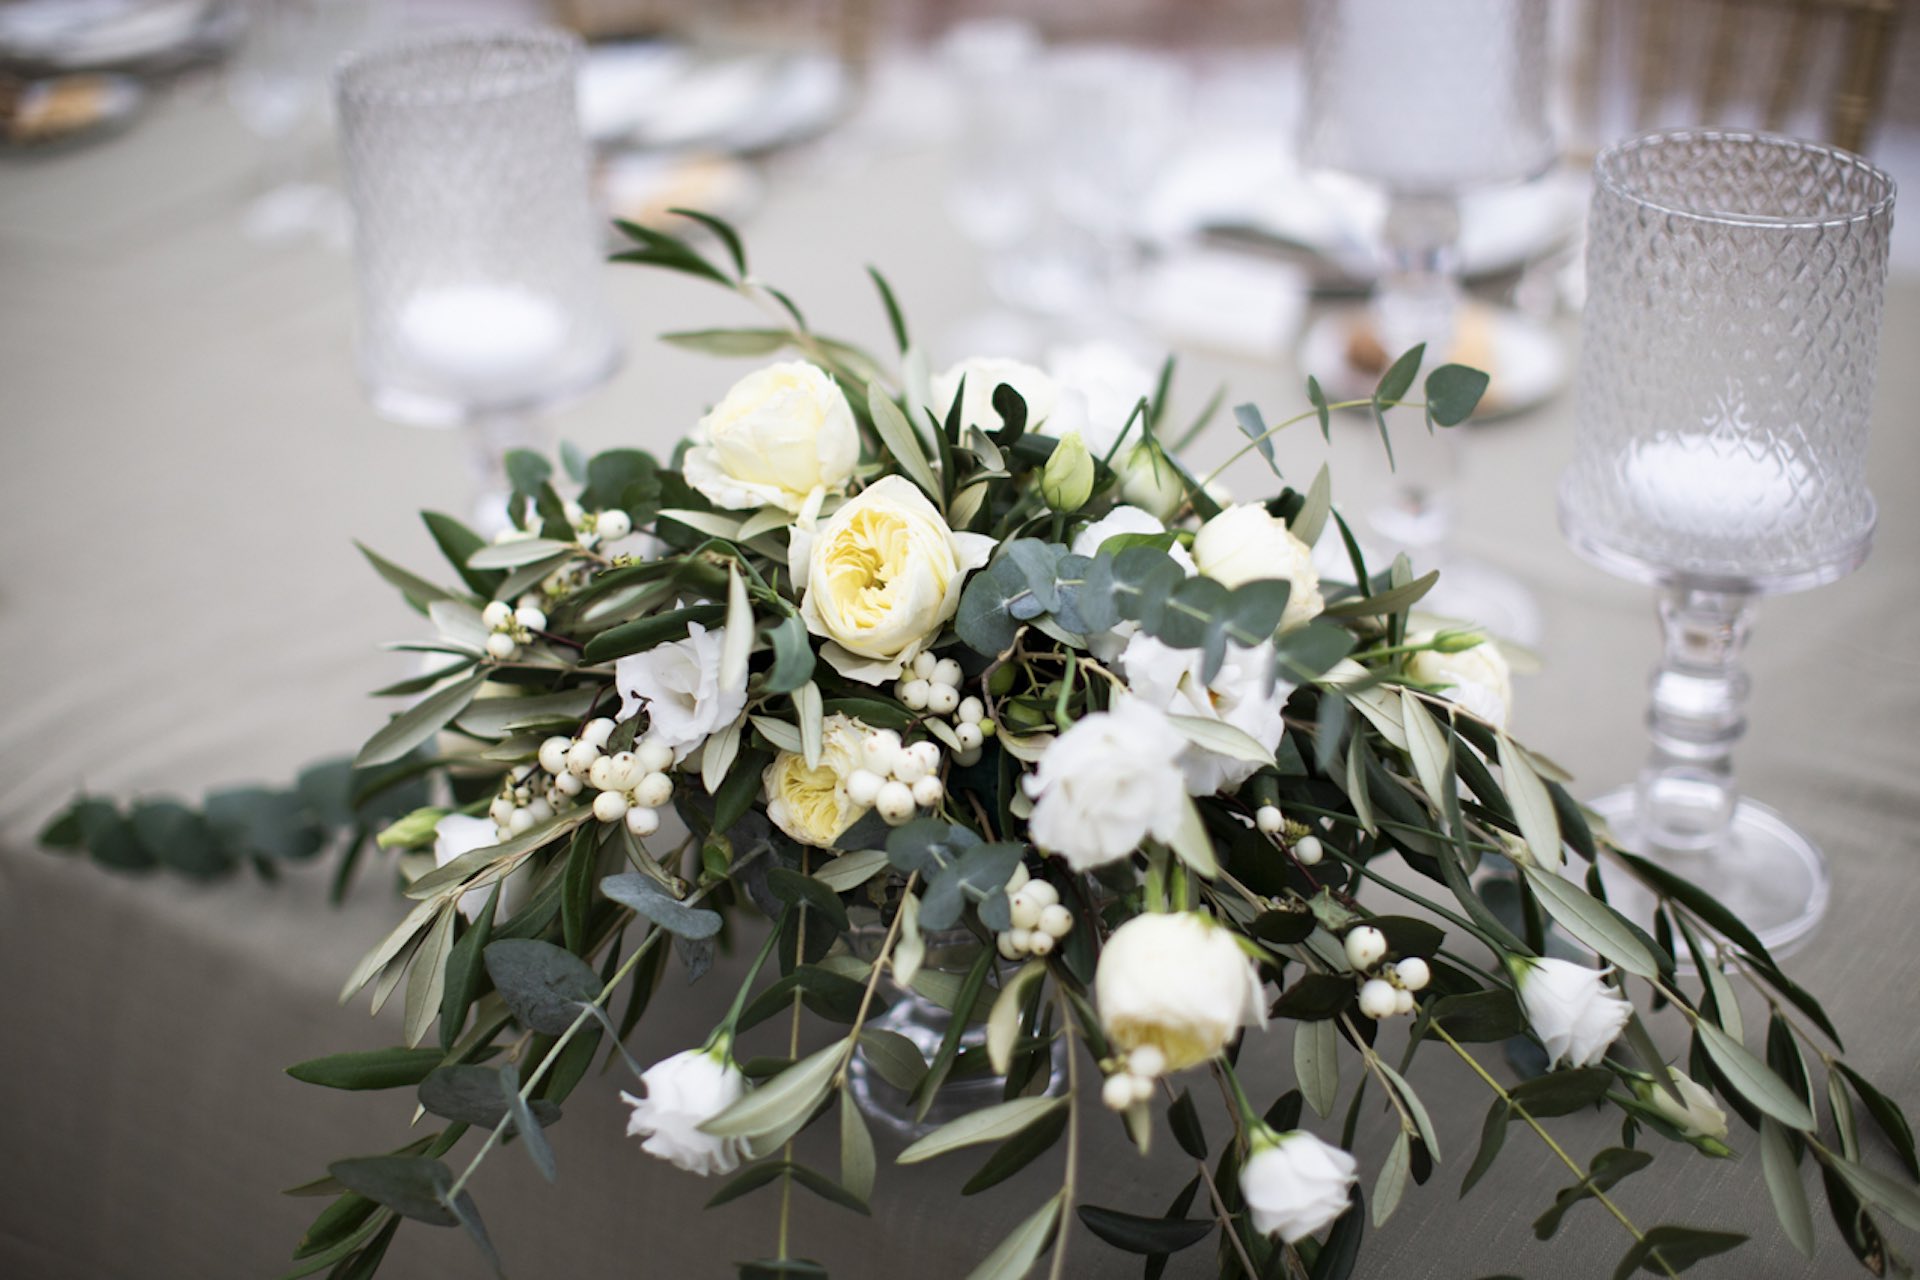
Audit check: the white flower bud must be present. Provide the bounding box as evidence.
[634,771,673,809]
[1010,890,1042,931]
[899,679,932,711]
[1294,835,1324,865]
[846,768,885,806]
[485,632,518,660]
[1358,978,1399,1019]
[553,771,583,796]
[588,757,617,791]
[1128,1045,1167,1079]
[581,718,616,748]
[1255,805,1285,834]
[637,738,675,773]
[861,730,902,776]
[1102,1074,1137,1112]
[911,776,944,808]
[565,740,601,776]
[597,509,632,540]
[1241,1130,1358,1243]
[876,780,916,824]
[954,722,984,750]
[593,790,630,823]
[626,805,660,836]
[1039,904,1074,939]
[912,650,939,680]
[507,807,536,834]
[481,601,513,629]
[1344,926,1388,972]
[538,736,572,775]
[932,658,964,689]
[1394,957,1430,992]
[514,606,547,633]
[957,696,984,725]
[926,684,960,716]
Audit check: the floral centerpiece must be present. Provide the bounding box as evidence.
[46,215,1920,1280]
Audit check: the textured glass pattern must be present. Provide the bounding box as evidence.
[1300,0,1553,191]
[335,29,618,424]
[1562,130,1894,589]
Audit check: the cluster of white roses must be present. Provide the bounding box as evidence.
[994,864,1073,961]
[1341,924,1431,1020]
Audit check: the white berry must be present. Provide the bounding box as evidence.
[1010,890,1041,931]
[1345,925,1388,971]
[892,749,931,785]
[538,736,571,775]
[553,771,583,796]
[1102,1074,1136,1111]
[876,780,916,824]
[954,722,984,751]
[1395,988,1416,1015]
[598,509,632,540]
[488,797,515,826]
[861,730,902,776]
[581,718,616,748]
[997,933,1024,961]
[626,805,659,836]
[606,752,643,793]
[507,808,536,834]
[634,771,673,809]
[1255,804,1284,834]
[926,684,960,716]
[1038,903,1073,939]
[526,797,554,823]
[1028,930,1055,957]
[1295,835,1324,865]
[1358,978,1399,1019]
[593,790,629,823]
[911,650,938,679]
[481,601,513,629]
[637,738,675,773]
[957,696,984,725]
[899,679,931,711]
[485,632,518,660]
[1024,879,1059,909]
[911,776,944,808]
[846,768,884,806]
[565,740,601,776]
[514,605,547,633]
[1128,1045,1166,1079]
[1394,957,1430,992]
[932,658,963,688]
[588,756,617,791]
[903,741,941,776]
[1007,864,1030,891]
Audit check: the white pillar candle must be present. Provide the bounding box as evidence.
[1625,434,1808,540]
[397,284,569,396]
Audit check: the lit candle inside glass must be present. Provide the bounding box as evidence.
[1624,434,1808,541]
[397,284,569,396]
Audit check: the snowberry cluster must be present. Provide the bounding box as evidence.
[995,864,1073,960]
[1254,805,1323,866]
[487,763,576,838]
[1100,1044,1167,1112]
[562,499,632,550]
[536,717,675,838]
[891,652,994,766]
[847,730,944,826]
[1342,924,1431,1019]
[480,600,546,662]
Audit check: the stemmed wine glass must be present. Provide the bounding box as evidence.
[333,27,622,533]
[1561,129,1896,955]
[1298,0,1560,645]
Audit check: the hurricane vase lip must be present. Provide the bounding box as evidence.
[1592,128,1897,231]
[333,25,583,109]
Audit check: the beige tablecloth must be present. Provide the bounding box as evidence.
[3,91,1918,1280]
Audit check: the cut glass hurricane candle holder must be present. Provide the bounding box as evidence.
[1560,129,1895,955]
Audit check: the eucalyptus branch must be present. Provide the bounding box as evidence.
[1197,398,1412,490]
[1430,1022,1679,1279]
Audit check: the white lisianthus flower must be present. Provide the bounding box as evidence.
[1645,1071,1730,1142]
[763,713,872,848]
[793,476,995,684]
[432,813,529,923]
[1241,1128,1359,1243]
[931,357,1056,437]
[1025,697,1187,870]
[614,621,749,763]
[1095,911,1267,1071]
[619,1047,750,1176]
[1404,630,1513,730]
[1191,504,1324,631]
[1118,632,1291,796]
[1511,956,1632,1068]
[1047,341,1157,457]
[682,361,859,514]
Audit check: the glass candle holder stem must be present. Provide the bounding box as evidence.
[1375,189,1462,359]
[462,411,546,538]
[1635,586,1757,858]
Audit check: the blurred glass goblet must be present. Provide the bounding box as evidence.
[1561,130,1895,955]
[334,27,622,532]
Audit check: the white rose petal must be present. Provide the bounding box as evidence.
[683,361,859,513]
[1241,1130,1359,1243]
[931,357,1056,438]
[1515,957,1632,1068]
[1404,631,1514,730]
[1118,632,1291,796]
[1047,341,1157,458]
[614,621,749,763]
[433,813,530,923]
[797,476,994,685]
[763,713,873,848]
[619,1049,751,1176]
[1095,911,1267,1072]
[1191,504,1324,630]
[1026,697,1188,870]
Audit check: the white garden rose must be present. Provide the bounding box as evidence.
[1191,504,1324,630]
[1095,911,1266,1072]
[432,813,530,924]
[1116,442,1187,521]
[763,713,871,848]
[1046,341,1157,457]
[1241,1129,1359,1243]
[1404,630,1513,729]
[1512,956,1632,1068]
[930,357,1056,437]
[619,1048,750,1176]
[682,361,859,514]
[1118,632,1291,796]
[614,620,748,762]
[1025,697,1187,870]
[794,476,995,684]
[1646,1070,1730,1142]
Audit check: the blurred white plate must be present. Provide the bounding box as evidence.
[0,0,215,69]
[579,43,848,156]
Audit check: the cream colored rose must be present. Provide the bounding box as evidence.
[1191,504,1324,631]
[794,476,995,684]
[763,713,871,848]
[1404,630,1513,729]
[683,361,859,514]
[1095,912,1266,1072]
[931,357,1056,437]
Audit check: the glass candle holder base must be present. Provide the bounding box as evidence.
[1588,785,1830,962]
[847,988,1066,1140]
